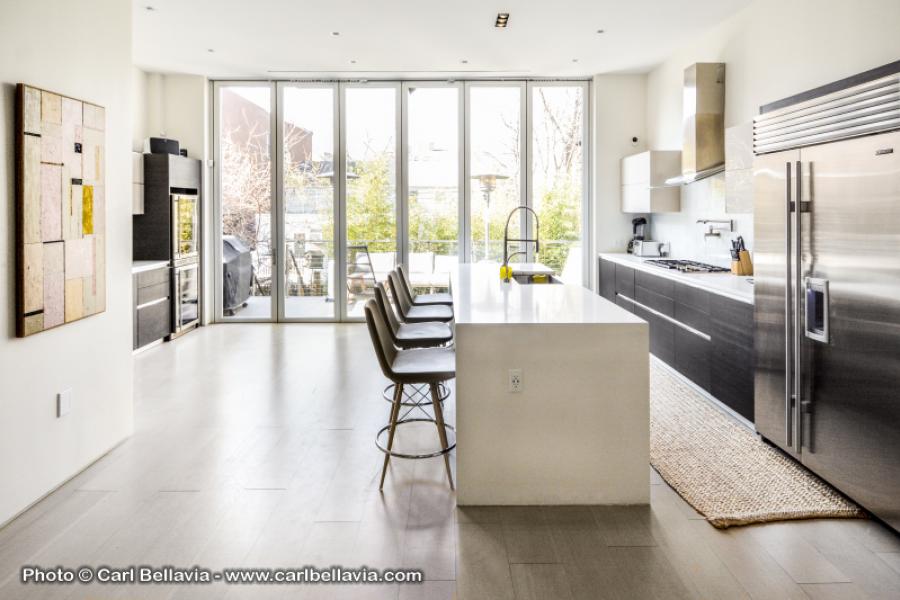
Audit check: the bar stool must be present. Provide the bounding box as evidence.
[387,271,453,323]
[397,264,453,306]
[374,283,452,349]
[364,299,455,490]
[374,281,452,410]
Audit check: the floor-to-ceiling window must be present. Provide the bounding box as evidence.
[467,83,525,264]
[214,80,588,322]
[405,83,462,291]
[216,83,275,320]
[343,85,400,319]
[279,83,338,320]
[530,83,587,281]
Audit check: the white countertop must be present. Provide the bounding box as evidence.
[132,260,170,274]
[599,253,754,305]
[451,263,644,325]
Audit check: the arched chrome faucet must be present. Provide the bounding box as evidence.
[502,206,541,277]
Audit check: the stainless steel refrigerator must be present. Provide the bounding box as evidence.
[753,66,900,531]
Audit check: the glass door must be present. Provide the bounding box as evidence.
[342,83,400,320]
[466,83,526,264]
[172,193,199,261]
[277,83,338,321]
[215,82,275,320]
[528,82,589,284]
[403,83,462,291]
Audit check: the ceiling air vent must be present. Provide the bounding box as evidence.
[495,13,510,28]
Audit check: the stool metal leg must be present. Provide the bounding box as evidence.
[380,383,403,491]
[430,382,455,490]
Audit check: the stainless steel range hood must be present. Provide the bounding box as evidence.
[665,63,726,186]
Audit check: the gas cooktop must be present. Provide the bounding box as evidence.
[643,259,730,273]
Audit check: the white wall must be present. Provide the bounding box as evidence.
[643,0,900,263]
[591,74,647,287]
[0,0,133,525]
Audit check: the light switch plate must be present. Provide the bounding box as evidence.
[57,389,72,418]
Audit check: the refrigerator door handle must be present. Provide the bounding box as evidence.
[793,160,804,453]
[785,161,794,449]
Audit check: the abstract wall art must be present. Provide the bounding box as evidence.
[15,84,106,337]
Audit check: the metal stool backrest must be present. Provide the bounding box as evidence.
[364,299,399,382]
[373,282,402,340]
[387,270,414,316]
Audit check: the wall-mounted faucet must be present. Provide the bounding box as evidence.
[697,219,733,238]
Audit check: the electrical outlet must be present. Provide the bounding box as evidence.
[508,369,523,393]
[57,389,72,418]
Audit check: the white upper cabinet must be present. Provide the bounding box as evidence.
[620,150,681,213]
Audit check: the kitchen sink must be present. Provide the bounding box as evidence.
[511,273,563,285]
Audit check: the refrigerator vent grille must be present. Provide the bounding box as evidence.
[754,73,900,154]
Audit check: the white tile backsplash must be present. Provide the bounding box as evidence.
[650,172,753,267]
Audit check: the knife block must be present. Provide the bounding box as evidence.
[731,250,754,276]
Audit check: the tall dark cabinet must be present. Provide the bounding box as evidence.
[133,154,202,340]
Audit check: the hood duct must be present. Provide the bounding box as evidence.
[665,63,726,186]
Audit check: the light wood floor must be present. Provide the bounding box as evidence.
[1,324,899,600]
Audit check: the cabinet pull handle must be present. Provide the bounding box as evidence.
[616,293,712,342]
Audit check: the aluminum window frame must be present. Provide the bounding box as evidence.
[210,78,591,323]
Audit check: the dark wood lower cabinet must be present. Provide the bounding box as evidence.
[675,328,711,392]
[711,294,755,421]
[599,258,616,302]
[134,267,172,350]
[137,300,171,348]
[600,257,754,422]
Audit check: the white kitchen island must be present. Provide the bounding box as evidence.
[452,263,650,505]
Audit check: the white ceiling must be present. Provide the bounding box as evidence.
[133,0,752,79]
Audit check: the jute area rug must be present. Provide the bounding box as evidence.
[650,359,864,528]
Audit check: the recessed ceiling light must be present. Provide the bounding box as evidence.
[145,5,155,11]
[350,59,357,64]
[207,49,215,53]
[495,13,510,28]
[460,59,469,64]
[596,29,605,34]
[572,58,579,63]
[331,31,340,37]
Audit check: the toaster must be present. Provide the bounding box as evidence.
[632,241,667,257]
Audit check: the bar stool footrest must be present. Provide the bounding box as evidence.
[375,418,456,459]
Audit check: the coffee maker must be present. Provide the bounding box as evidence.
[627,217,648,254]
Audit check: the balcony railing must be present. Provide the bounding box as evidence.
[244,238,577,298]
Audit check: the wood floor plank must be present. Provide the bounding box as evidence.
[456,523,515,600]
[795,520,900,599]
[751,522,851,583]
[800,582,871,600]
[649,485,751,599]
[398,580,455,600]
[692,522,810,600]
[510,564,573,600]
[591,505,658,547]
[503,525,560,564]
[877,552,900,576]
[565,546,694,600]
